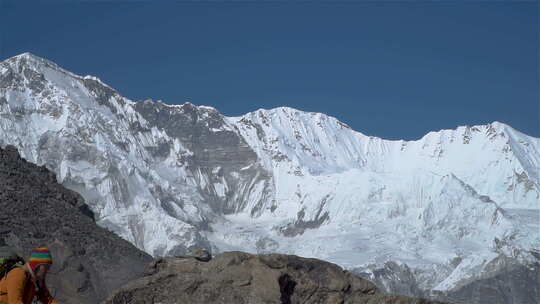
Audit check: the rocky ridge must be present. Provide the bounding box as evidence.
[105,251,447,304]
[0,145,152,304]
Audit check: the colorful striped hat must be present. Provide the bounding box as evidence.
[28,247,53,271]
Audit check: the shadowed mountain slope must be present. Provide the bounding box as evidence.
[0,145,152,304]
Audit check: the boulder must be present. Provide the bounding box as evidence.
[105,251,446,304]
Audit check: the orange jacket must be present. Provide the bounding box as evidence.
[0,267,58,304]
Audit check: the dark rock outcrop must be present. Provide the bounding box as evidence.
[354,254,540,304]
[0,145,152,304]
[133,100,274,217]
[435,255,540,304]
[354,261,426,299]
[105,251,446,304]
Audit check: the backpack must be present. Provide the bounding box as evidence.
[0,246,25,279]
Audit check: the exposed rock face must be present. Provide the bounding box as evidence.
[132,100,273,217]
[0,146,152,304]
[105,251,446,304]
[354,255,540,304]
[435,255,540,304]
[354,261,426,299]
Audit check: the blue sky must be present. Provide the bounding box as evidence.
[1,1,538,139]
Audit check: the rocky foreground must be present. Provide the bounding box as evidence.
[0,145,152,303]
[105,251,446,304]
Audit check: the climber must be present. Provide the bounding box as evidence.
[0,247,59,304]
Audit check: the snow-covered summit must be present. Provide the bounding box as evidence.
[5,52,78,78]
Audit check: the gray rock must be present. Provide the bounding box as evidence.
[354,255,540,304]
[354,261,426,299]
[133,100,274,216]
[173,248,212,262]
[104,251,446,304]
[0,146,152,304]
[437,255,540,304]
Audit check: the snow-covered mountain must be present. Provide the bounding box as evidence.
[1,53,539,303]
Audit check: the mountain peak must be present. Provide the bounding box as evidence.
[6,52,52,66]
[253,106,311,116]
[17,52,38,58]
[2,52,75,81]
[245,106,346,127]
